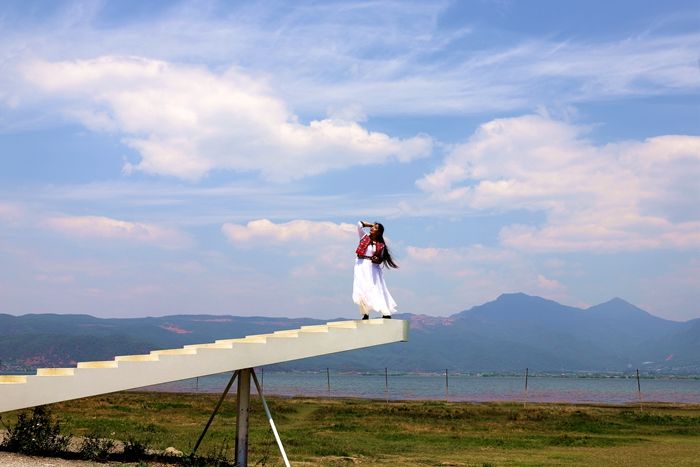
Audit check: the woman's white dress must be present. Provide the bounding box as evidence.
[352,222,397,316]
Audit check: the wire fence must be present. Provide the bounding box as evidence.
[156,368,700,405]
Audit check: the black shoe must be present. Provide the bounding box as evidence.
[382,315,392,319]
[362,314,369,320]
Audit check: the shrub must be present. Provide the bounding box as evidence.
[0,406,70,456]
[79,433,115,461]
[123,436,150,461]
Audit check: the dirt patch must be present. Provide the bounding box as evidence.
[0,451,98,466]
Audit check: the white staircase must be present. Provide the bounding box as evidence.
[0,319,408,413]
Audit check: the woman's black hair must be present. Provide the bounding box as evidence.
[373,223,399,269]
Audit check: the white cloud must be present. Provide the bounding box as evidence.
[403,244,574,312]
[418,114,700,252]
[21,56,432,181]
[405,246,441,262]
[45,215,191,249]
[406,244,516,265]
[222,219,356,245]
[536,274,565,292]
[292,32,700,116]
[222,219,361,288]
[219,218,365,315]
[2,3,697,128]
[639,258,700,322]
[35,273,75,285]
[0,201,26,224]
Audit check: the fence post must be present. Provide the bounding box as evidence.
[385,367,389,403]
[636,369,643,412]
[524,367,529,408]
[445,369,449,401]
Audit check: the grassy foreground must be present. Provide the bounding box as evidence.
[2,392,700,466]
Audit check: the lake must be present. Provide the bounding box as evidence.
[141,371,700,404]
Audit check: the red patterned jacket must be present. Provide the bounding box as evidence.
[356,235,384,264]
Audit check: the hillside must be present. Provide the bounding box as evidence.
[1,293,698,375]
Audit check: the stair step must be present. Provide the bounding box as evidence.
[37,368,75,376]
[255,331,298,339]
[327,321,358,329]
[272,330,300,337]
[183,342,234,350]
[0,375,27,384]
[213,337,267,344]
[241,337,267,343]
[215,337,249,344]
[364,318,386,325]
[77,361,118,369]
[300,325,329,333]
[151,348,197,356]
[116,354,159,362]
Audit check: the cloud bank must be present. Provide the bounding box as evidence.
[4,3,697,129]
[45,215,191,249]
[222,219,356,245]
[418,114,700,252]
[0,201,26,223]
[21,56,432,181]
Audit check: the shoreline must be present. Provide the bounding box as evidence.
[132,388,700,406]
[135,371,700,405]
[131,390,700,408]
[4,369,700,378]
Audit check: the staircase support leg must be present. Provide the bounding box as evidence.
[191,370,238,456]
[235,368,252,466]
[252,368,290,467]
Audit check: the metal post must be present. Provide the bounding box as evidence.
[385,367,389,403]
[326,367,330,397]
[191,370,238,456]
[445,369,449,401]
[235,368,252,466]
[524,367,529,408]
[636,369,643,412]
[251,369,291,467]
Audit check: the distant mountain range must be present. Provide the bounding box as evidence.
[1,293,698,375]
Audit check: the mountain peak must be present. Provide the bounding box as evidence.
[494,292,566,308]
[602,297,633,306]
[589,296,639,311]
[586,297,663,321]
[453,292,578,321]
[495,292,544,303]
[497,292,531,300]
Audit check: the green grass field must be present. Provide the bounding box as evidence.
[2,392,700,465]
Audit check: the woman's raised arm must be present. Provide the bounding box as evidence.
[357,221,367,238]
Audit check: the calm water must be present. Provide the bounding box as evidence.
[141,372,700,404]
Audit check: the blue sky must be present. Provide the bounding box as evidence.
[1,0,698,321]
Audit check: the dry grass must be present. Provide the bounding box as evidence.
[1,393,699,465]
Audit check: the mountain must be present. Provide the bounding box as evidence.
[1,293,698,375]
[398,293,694,373]
[637,317,700,373]
[0,314,321,372]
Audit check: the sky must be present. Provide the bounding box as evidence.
[0,0,698,321]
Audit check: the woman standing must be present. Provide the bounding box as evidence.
[353,221,398,319]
